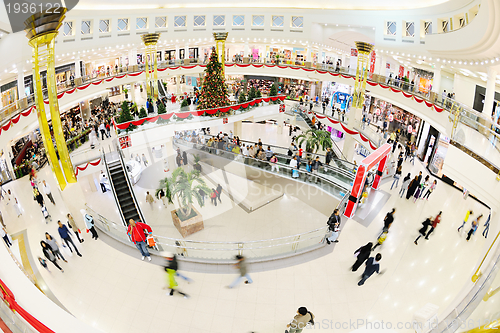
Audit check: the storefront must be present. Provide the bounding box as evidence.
[279,78,311,99]
[413,68,434,94]
[416,122,450,177]
[369,97,421,142]
[321,82,353,111]
[0,81,18,109]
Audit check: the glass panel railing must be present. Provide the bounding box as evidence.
[201,134,355,185]
[0,299,37,333]
[173,138,350,199]
[83,203,340,262]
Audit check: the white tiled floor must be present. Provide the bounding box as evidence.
[0,123,492,333]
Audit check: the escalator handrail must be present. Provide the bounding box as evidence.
[115,142,147,225]
[202,133,355,180]
[102,152,128,227]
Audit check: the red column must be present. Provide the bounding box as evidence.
[372,155,388,190]
[344,165,366,219]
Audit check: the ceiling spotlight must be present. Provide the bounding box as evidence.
[437,58,440,61]
[325,24,327,26]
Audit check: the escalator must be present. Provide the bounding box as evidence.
[158,79,167,99]
[297,109,346,161]
[103,151,144,226]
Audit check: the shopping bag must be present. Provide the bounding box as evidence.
[147,235,156,247]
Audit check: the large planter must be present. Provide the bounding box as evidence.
[171,207,204,238]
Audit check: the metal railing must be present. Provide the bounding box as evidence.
[0,298,37,333]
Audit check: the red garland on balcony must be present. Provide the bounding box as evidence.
[197,46,230,111]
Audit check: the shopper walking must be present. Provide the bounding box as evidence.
[163,252,190,298]
[142,154,148,167]
[42,180,55,205]
[228,255,253,288]
[44,233,67,262]
[414,175,430,202]
[466,214,482,242]
[425,211,442,240]
[358,253,382,286]
[325,148,333,166]
[145,191,155,209]
[0,226,11,247]
[390,165,402,190]
[67,213,84,243]
[99,171,108,193]
[422,180,437,200]
[164,252,193,283]
[216,184,223,203]
[81,210,99,240]
[381,208,396,236]
[483,213,491,238]
[399,173,411,198]
[352,242,373,272]
[285,307,314,333]
[182,151,188,166]
[406,175,419,199]
[127,219,153,261]
[325,209,341,244]
[210,189,218,206]
[34,188,44,207]
[40,241,63,272]
[458,210,473,232]
[57,221,82,257]
[414,218,433,245]
[372,232,388,250]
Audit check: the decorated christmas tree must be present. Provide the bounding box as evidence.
[269,84,278,96]
[238,91,247,105]
[197,46,230,110]
[117,101,137,132]
[139,107,147,118]
[248,86,257,101]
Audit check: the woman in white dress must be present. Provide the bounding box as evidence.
[13,197,22,217]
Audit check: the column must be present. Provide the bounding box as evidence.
[16,63,25,99]
[244,42,250,56]
[305,45,310,62]
[128,48,137,72]
[185,43,190,63]
[432,68,441,93]
[176,75,181,94]
[318,47,323,63]
[484,67,497,115]
[175,45,180,62]
[74,57,81,78]
[233,121,242,137]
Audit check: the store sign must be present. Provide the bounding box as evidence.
[119,136,131,149]
[399,65,404,77]
[388,114,394,122]
[351,48,358,57]
[223,118,228,124]
[386,63,391,69]
[369,51,376,73]
[279,104,285,113]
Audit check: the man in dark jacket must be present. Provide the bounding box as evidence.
[358,253,382,286]
[325,148,333,165]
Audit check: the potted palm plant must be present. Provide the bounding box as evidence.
[193,154,202,172]
[157,168,211,237]
[296,129,333,154]
[123,88,129,99]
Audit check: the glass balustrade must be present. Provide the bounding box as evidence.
[83,203,337,261]
[173,138,350,198]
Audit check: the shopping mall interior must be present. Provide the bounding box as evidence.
[0,0,499,332]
